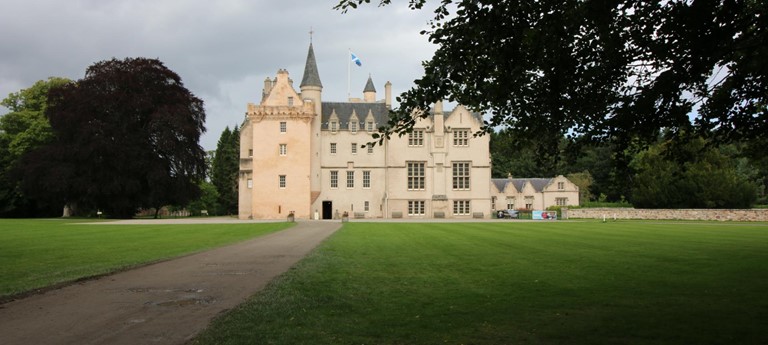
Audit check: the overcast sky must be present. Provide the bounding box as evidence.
[0,0,438,150]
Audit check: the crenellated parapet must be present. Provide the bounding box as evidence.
[246,101,315,123]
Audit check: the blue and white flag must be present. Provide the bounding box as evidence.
[350,52,362,67]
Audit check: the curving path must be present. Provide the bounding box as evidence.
[0,220,341,345]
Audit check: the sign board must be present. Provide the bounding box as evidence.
[532,210,557,220]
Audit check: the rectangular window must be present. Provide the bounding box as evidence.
[350,121,358,133]
[525,196,534,210]
[452,162,470,190]
[363,170,370,188]
[330,121,338,133]
[280,121,286,133]
[556,197,568,206]
[407,161,425,190]
[408,200,425,216]
[287,97,294,106]
[367,121,374,132]
[330,170,338,188]
[247,179,253,189]
[279,175,286,189]
[330,142,337,155]
[558,182,565,190]
[453,200,470,215]
[364,201,369,212]
[248,149,253,157]
[367,145,374,154]
[506,197,515,210]
[453,129,469,146]
[346,171,354,188]
[279,144,287,156]
[351,143,357,154]
[408,129,424,146]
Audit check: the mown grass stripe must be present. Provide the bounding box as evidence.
[194,221,768,345]
[0,219,292,298]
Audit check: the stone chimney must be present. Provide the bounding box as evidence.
[385,81,392,109]
[262,77,274,103]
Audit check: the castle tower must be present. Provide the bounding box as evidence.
[239,69,314,219]
[363,75,376,102]
[299,42,323,209]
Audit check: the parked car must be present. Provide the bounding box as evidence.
[497,209,519,219]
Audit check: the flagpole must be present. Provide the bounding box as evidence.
[347,48,351,100]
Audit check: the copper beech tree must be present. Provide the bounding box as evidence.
[17,58,207,218]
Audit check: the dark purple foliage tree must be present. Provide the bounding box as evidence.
[17,58,207,218]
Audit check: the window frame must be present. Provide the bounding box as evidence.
[408,129,424,147]
[346,170,354,189]
[452,161,471,190]
[407,161,426,190]
[453,129,469,146]
[452,200,470,215]
[330,170,338,189]
[408,200,426,216]
[363,170,371,189]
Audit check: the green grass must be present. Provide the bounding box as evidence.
[194,221,768,345]
[0,219,292,298]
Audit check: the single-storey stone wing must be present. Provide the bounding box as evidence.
[491,176,580,211]
[238,42,580,219]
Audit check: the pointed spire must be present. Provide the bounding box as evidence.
[300,43,322,88]
[363,74,376,93]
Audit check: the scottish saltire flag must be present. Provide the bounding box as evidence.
[350,52,362,67]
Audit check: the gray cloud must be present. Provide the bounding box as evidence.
[0,0,437,149]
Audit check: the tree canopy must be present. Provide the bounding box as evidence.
[630,137,758,208]
[16,58,207,218]
[0,77,71,217]
[337,0,767,148]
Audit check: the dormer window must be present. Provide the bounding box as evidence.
[367,121,374,132]
[350,121,358,133]
[330,121,338,133]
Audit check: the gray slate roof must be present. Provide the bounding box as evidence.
[491,178,554,193]
[491,179,508,192]
[300,43,322,88]
[321,102,390,130]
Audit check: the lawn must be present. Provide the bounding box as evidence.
[193,221,768,345]
[0,219,292,299]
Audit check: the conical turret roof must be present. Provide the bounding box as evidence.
[363,75,376,92]
[300,43,322,88]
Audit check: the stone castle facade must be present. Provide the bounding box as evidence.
[238,43,579,219]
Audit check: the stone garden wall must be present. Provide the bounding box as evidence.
[564,207,768,222]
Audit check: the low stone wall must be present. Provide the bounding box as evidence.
[565,207,768,222]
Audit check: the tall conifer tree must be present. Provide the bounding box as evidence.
[212,126,239,215]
